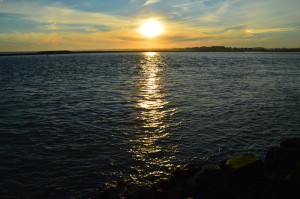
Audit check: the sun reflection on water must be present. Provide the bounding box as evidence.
[128,52,178,185]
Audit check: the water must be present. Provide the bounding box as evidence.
[0,52,299,198]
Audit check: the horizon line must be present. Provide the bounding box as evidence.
[1,46,300,54]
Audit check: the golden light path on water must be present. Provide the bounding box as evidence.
[128,52,178,185]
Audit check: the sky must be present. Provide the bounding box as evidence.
[0,0,299,51]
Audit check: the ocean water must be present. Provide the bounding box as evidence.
[0,52,299,198]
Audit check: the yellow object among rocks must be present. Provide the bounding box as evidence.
[225,155,261,170]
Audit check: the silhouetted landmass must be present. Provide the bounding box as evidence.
[37,50,73,54]
[1,46,300,56]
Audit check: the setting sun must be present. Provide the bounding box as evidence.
[139,19,163,38]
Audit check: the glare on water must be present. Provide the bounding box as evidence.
[128,52,177,184]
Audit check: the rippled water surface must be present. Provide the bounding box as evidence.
[0,52,299,198]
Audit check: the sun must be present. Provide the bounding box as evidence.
[139,19,163,38]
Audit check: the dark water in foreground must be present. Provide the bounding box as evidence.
[0,52,299,198]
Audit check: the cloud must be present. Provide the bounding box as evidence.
[143,0,160,6]
[199,14,219,22]
[39,24,111,32]
[166,36,213,42]
[173,2,199,8]
[244,28,294,35]
[226,25,247,31]
[0,31,141,51]
[0,1,129,29]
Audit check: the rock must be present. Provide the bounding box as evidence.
[265,146,300,171]
[172,165,202,184]
[196,168,271,199]
[97,189,112,199]
[280,138,300,150]
[220,155,264,178]
[269,170,300,199]
[160,165,202,199]
[196,168,234,199]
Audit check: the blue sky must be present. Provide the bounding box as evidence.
[0,0,299,51]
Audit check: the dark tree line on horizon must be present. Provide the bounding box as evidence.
[1,46,300,56]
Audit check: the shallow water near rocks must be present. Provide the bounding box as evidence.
[0,52,299,198]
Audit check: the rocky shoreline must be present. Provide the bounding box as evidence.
[96,138,300,199]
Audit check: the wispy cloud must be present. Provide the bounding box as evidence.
[142,0,160,6]
[244,28,294,35]
[0,1,129,29]
[173,2,200,8]
[0,31,141,51]
[166,36,213,42]
[172,1,203,9]
[39,24,110,32]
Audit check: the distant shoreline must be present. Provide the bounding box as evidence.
[1,46,300,56]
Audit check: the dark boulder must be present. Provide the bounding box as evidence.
[196,168,272,199]
[265,146,300,172]
[263,138,300,199]
[280,138,300,150]
[196,168,235,199]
